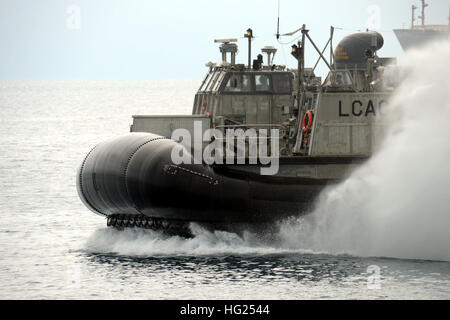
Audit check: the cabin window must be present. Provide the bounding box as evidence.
[223,74,251,92]
[200,72,214,92]
[333,71,353,86]
[272,74,291,93]
[212,72,225,92]
[255,74,271,92]
[206,71,221,91]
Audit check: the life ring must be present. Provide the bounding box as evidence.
[302,110,313,132]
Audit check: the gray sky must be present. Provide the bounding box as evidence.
[0,0,448,80]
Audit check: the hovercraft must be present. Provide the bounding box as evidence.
[77,27,396,236]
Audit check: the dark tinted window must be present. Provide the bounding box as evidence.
[255,74,271,92]
[200,72,213,91]
[272,74,291,93]
[333,71,353,86]
[223,74,252,92]
[206,71,221,91]
[212,72,225,91]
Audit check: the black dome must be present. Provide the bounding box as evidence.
[334,31,384,69]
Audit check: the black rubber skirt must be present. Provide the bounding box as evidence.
[77,133,326,224]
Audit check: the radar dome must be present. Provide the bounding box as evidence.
[334,31,384,69]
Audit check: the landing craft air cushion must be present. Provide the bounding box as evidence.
[77,26,397,236]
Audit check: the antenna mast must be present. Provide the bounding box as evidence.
[276,0,280,39]
[418,0,428,27]
[411,4,417,29]
[244,29,254,70]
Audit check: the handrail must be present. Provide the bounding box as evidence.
[215,124,284,129]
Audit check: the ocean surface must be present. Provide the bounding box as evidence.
[0,80,449,300]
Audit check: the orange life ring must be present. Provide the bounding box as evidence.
[302,110,313,132]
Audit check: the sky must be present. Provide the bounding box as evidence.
[0,0,448,80]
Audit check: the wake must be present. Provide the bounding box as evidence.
[278,39,450,262]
